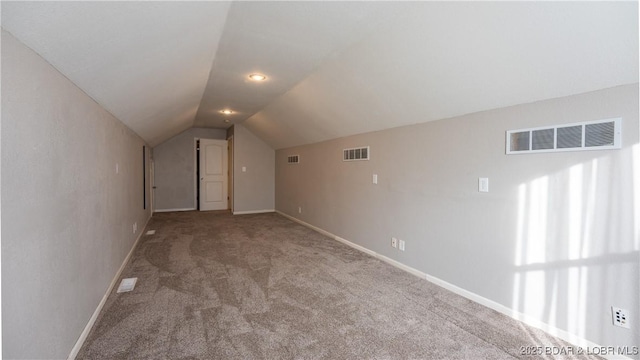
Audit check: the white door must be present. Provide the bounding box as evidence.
[150,159,155,213]
[199,139,228,211]
[228,136,234,212]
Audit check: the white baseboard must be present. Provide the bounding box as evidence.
[233,209,275,215]
[275,210,629,360]
[67,214,151,360]
[154,207,196,213]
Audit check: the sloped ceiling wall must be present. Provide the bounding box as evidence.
[2,2,638,148]
[243,1,639,149]
[1,1,231,146]
[193,1,404,130]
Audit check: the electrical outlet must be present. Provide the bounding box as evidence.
[298,206,302,214]
[399,239,405,251]
[612,307,630,329]
[391,237,397,248]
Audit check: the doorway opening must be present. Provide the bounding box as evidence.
[228,136,234,213]
[196,138,229,211]
[196,139,200,210]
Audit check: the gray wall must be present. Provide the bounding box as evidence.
[153,127,226,211]
[275,85,639,353]
[233,124,275,213]
[1,31,152,359]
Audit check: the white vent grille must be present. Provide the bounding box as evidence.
[343,146,370,161]
[287,155,300,164]
[117,278,137,293]
[506,118,621,154]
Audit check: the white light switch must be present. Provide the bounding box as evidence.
[372,174,378,184]
[242,166,246,172]
[479,178,489,192]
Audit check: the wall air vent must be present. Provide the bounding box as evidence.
[287,155,300,164]
[343,146,370,161]
[506,118,621,154]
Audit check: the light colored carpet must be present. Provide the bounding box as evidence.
[77,211,598,359]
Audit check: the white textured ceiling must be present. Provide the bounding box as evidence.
[244,1,639,149]
[193,1,403,129]
[2,2,638,148]
[1,1,231,146]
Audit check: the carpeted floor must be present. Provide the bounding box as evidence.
[77,211,598,359]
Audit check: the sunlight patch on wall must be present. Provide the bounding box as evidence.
[568,164,583,261]
[514,184,527,268]
[525,176,548,265]
[567,266,587,337]
[511,143,638,342]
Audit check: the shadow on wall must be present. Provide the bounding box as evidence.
[511,143,639,346]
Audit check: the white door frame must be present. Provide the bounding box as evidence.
[193,138,198,209]
[228,135,234,213]
[150,158,155,213]
[197,138,228,211]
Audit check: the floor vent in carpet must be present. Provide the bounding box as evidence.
[117,278,137,293]
[146,230,156,235]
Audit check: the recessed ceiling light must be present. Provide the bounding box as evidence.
[220,109,233,115]
[249,73,267,81]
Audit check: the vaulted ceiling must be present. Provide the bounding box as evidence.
[2,1,638,149]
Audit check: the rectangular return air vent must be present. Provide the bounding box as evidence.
[506,118,621,154]
[343,146,370,161]
[287,155,300,164]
